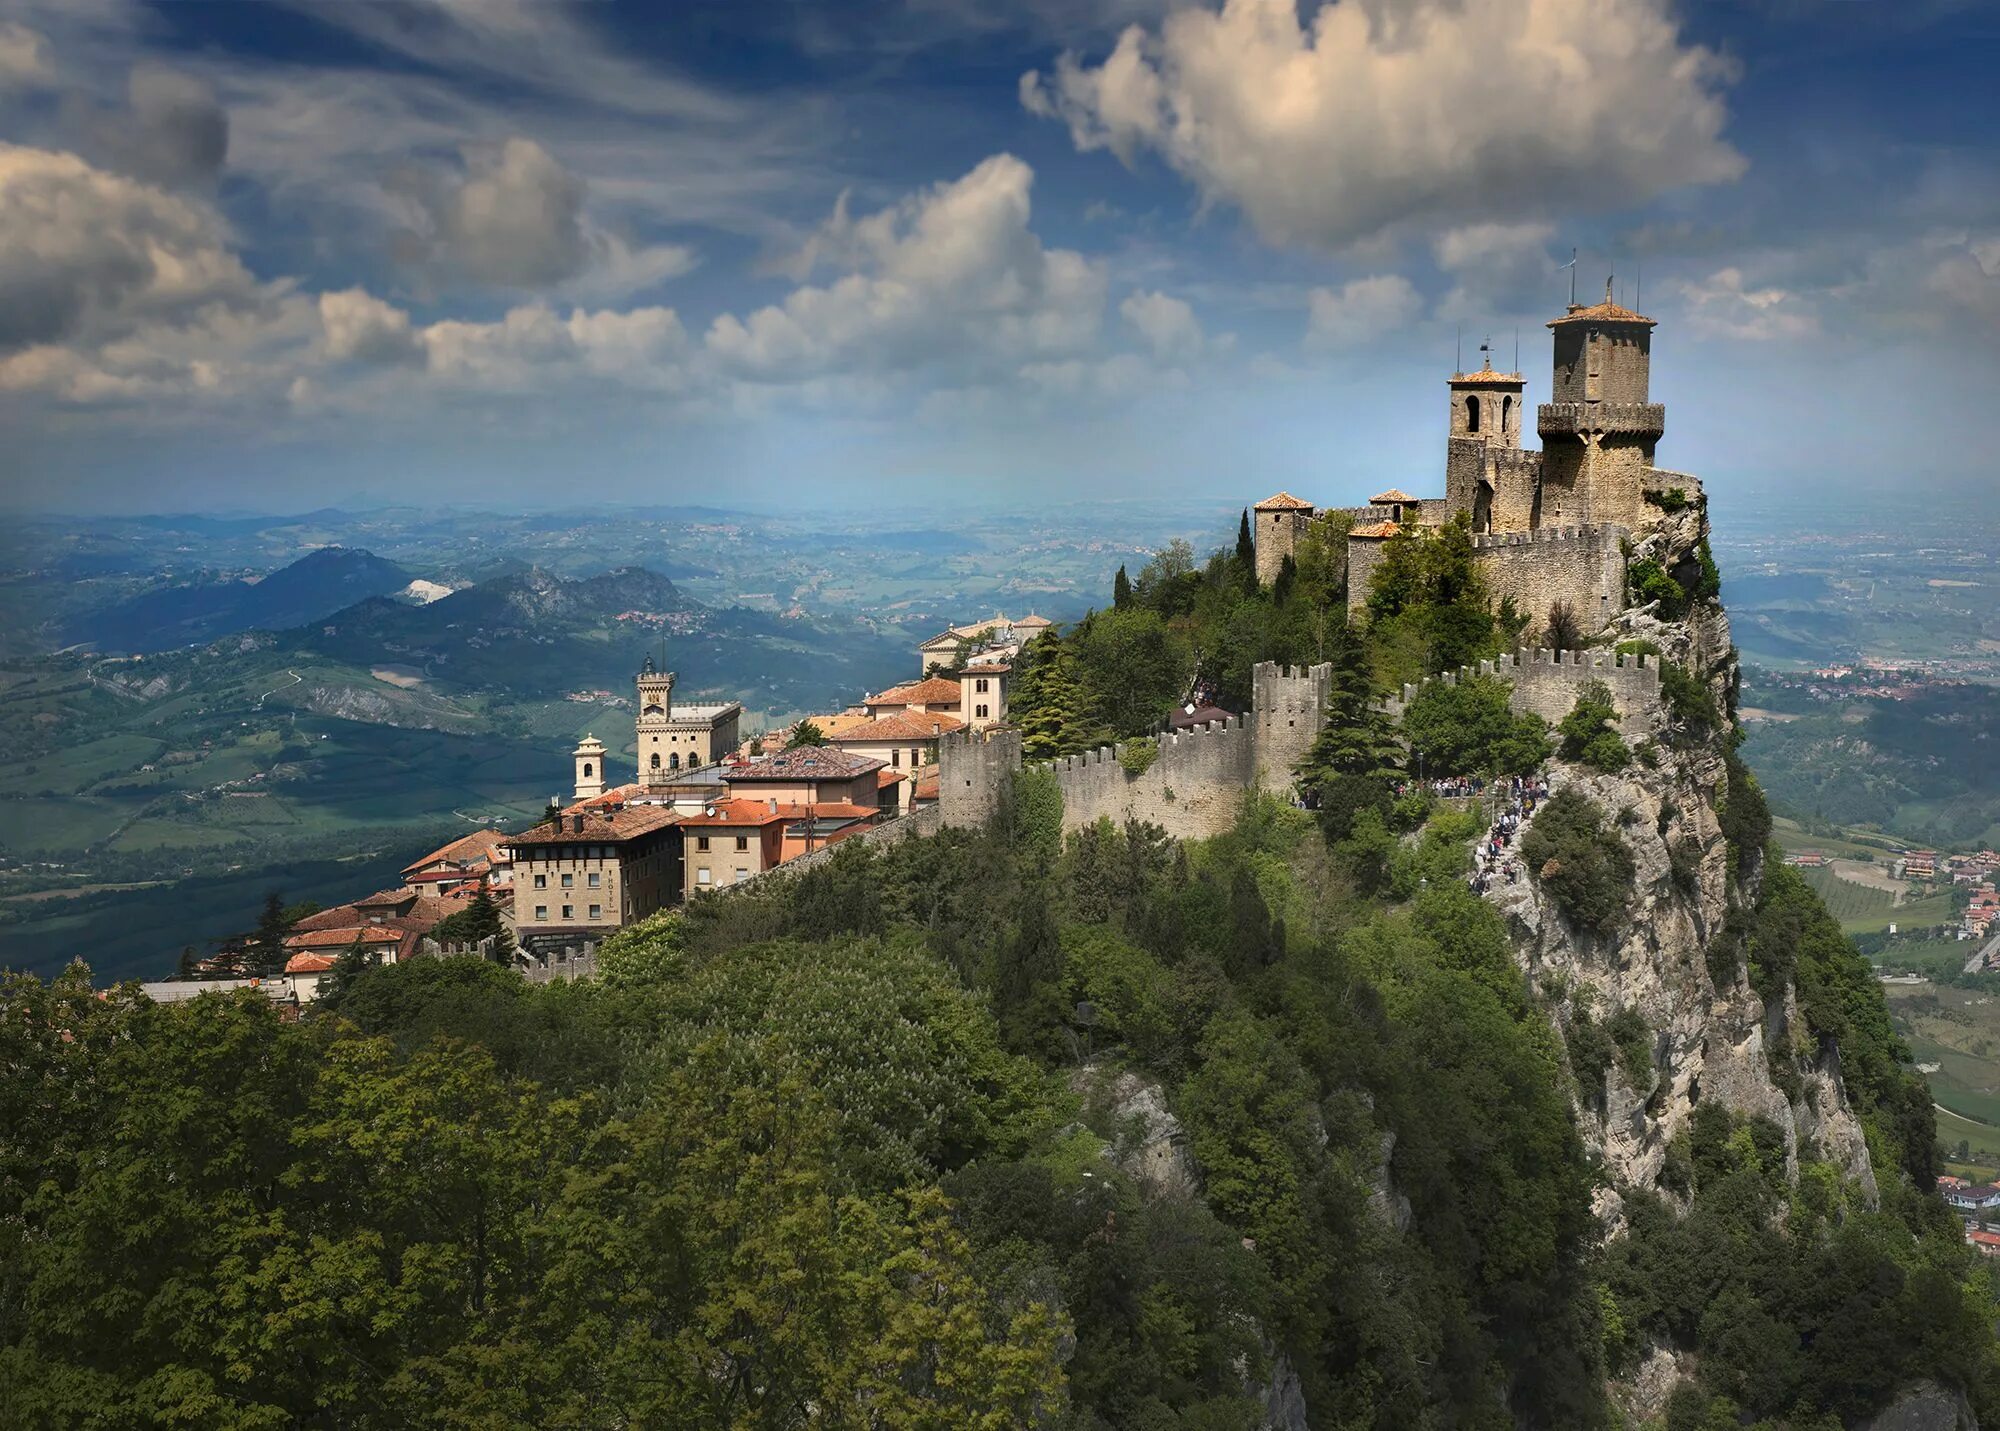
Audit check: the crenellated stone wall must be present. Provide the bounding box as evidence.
[1472,524,1629,638]
[1381,647,1663,740]
[939,662,1334,838]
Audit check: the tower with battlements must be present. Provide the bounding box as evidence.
[634,654,744,789]
[1536,282,1664,531]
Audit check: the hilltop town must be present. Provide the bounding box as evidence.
[176,287,1725,1000]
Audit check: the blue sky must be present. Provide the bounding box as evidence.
[0,0,1995,517]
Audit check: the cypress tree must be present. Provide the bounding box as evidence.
[1113,564,1133,610]
[1235,508,1255,575]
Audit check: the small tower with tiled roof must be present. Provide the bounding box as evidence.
[1252,491,1315,587]
[1447,349,1526,449]
[1538,279,1664,528]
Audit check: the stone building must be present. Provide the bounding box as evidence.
[506,801,682,947]
[1255,285,1702,641]
[634,655,743,787]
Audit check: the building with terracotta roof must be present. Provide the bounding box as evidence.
[831,709,964,808]
[506,799,683,946]
[913,613,1051,678]
[677,796,885,897]
[634,655,743,790]
[401,829,512,891]
[721,748,890,810]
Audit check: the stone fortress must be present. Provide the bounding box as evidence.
[1257,281,1701,640]
[938,288,1700,838]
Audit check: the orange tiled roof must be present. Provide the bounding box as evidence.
[680,798,790,827]
[284,952,340,974]
[832,710,966,743]
[284,926,402,950]
[870,677,964,707]
[913,770,941,801]
[511,803,680,845]
[1448,369,1523,384]
[1548,300,1655,327]
[877,768,906,788]
[402,829,510,875]
[1254,491,1315,510]
[1370,489,1420,504]
[780,801,882,821]
[1351,521,1401,539]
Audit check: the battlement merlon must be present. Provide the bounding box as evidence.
[1538,402,1664,439]
[1381,647,1664,740]
[1471,522,1630,552]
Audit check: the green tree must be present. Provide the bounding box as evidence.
[1012,631,1092,760]
[248,887,294,977]
[1235,508,1255,578]
[1399,672,1550,777]
[1113,564,1133,609]
[1520,788,1634,937]
[1556,681,1631,772]
[788,719,829,749]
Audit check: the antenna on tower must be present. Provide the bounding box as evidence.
[1513,328,1519,371]
[1455,324,1462,374]
[1635,259,1642,310]
[1563,247,1578,307]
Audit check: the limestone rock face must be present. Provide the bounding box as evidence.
[1071,1063,1201,1201]
[1859,1381,1980,1431]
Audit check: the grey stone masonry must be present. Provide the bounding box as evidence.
[1538,402,1664,438]
[1381,648,1664,740]
[938,661,1334,839]
[1471,524,1629,637]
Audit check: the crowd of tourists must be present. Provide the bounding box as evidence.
[1468,774,1551,896]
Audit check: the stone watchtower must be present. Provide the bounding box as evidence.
[1251,492,1316,586]
[1537,282,1663,530]
[635,656,675,788]
[572,735,606,801]
[1442,355,1531,535]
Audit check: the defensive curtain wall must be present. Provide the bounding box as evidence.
[1348,522,1629,630]
[1380,648,1665,740]
[940,662,1334,841]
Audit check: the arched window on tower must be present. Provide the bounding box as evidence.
[1465,395,1481,434]
[582,762,593,779]
[650,753,661,771]
[1501,395,1513,434]
[670,753,681,771]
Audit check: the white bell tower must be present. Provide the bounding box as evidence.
[572,734,606,801]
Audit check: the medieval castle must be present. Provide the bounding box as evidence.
[1256,281,1698,639]
[936,287,1696,841]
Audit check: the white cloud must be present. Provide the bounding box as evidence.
[1675,266,1815,341]
[0,22,52,87]
[421,302,693,392]
[318,289,420,365]
[1432,221,1558,320]
[0,143,264,355]
[1023,0,1743,251]
[389,137,697,297]
[1119,288,1203,360]
[706,153,1105,382]
[1305,274,1421,348]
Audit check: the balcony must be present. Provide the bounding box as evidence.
[1537,402,1664,437]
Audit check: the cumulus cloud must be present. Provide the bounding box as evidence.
[0,22,52,87]
[391,136,696,296]
[1119,288,1203,360]
[706,153,1105,382]
[1432,221,1558,319]
[1305,274,1421,348]
[1674,266,1815,341]
[318,288,421,365]
[0,143,262,355]
[1023,0,1743,251]
[421,302,692,391]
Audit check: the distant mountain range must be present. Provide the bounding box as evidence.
[64,548,416,653]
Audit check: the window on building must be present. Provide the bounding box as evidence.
[533,873,547,889]
[734,868,749,883]
[975,678,989,693]
[735,835,748,851]
[582,761,593,778]
[976,704,989,719]
[892,749,902,767]
[696,868,712,886]
[697,835,710,852]
[534,905,548,921]
[562,905,573,920]
[560,873,573,889]
[587,871,600,888]
[588,904,602,920]
[650,753,661,770]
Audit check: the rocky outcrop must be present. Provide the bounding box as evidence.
[1861,1381,1980,1431]
[1071,1063,1201,1201]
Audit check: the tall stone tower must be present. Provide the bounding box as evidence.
[572,735,606,801]
[1537,282,1662,530]
[635,655,675,787]
[1252,492,1316,586]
